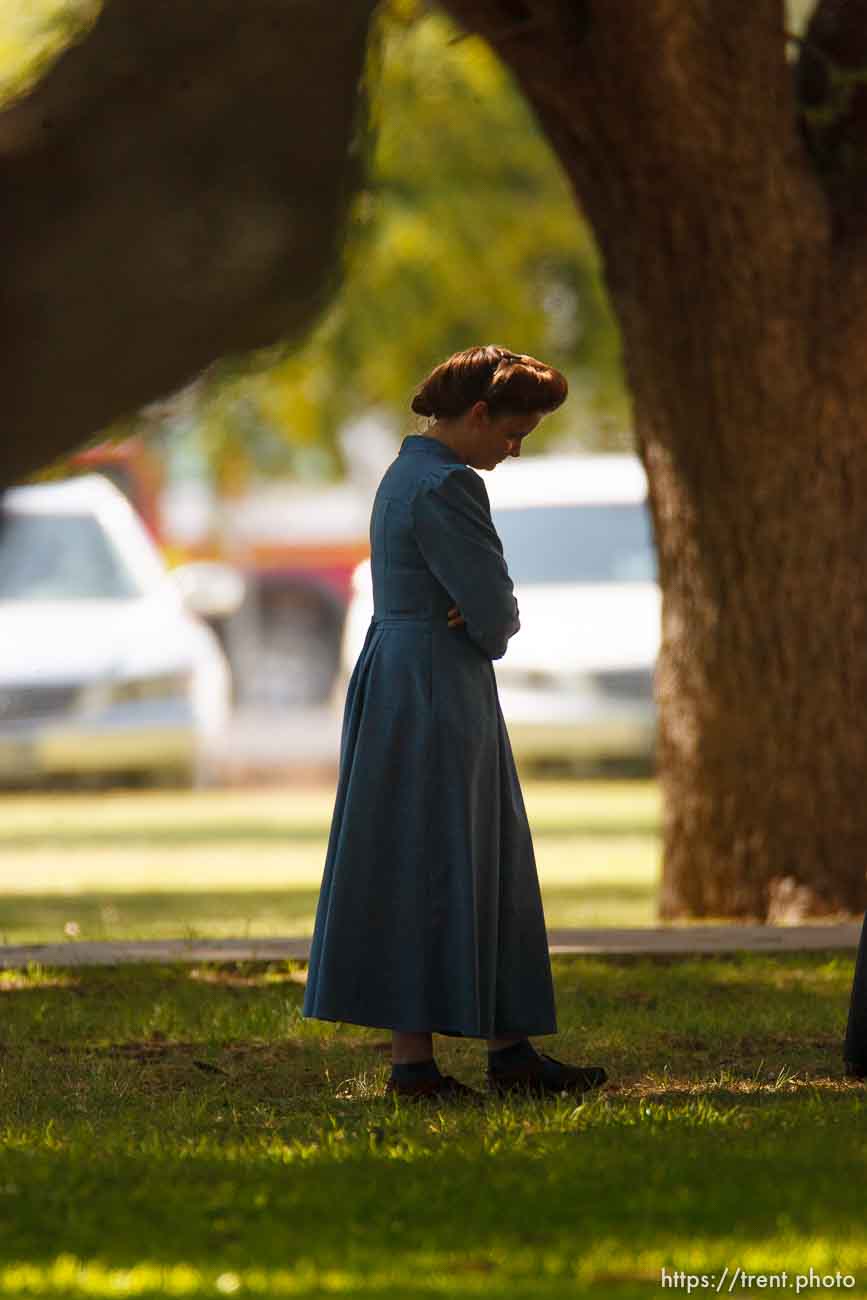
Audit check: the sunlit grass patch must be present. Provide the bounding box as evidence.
[0,0,102,105]
[0,963,78,992]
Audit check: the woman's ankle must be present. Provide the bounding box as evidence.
[392,1030,434,1066]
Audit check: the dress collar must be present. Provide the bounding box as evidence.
[399,434,466,462]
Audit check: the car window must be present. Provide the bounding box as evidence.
[0,510,141,600]
[491,502,657,585]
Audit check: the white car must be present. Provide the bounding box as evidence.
[337,453,660,769]
[0,473,243,787]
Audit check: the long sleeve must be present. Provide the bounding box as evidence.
[412,465,520,660]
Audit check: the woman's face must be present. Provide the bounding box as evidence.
[466,403,544,471]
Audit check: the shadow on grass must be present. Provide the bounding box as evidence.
[1,1096,866,1273]
[544,882,655,908]
[0,890,321,945]
[0,822,660,850]
[0,955,856,1069]
[0,883,662,947]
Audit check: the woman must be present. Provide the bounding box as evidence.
[303,345,607,1102]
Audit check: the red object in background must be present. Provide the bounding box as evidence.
[68,437,164,543]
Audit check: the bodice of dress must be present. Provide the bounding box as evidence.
[370,437,455,623]
[368,434,519,660]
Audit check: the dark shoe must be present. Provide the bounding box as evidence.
[487,1052,607,1098]
[844,1060,867,1080]
[385,1073,482,1103]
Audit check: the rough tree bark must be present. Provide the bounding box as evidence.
[0,0,376,487]
[444,0,867,918]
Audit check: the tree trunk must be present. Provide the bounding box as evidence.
[445,0,867,917]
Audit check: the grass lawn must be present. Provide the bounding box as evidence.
[0,953,863,1298]
[0,781,660,946]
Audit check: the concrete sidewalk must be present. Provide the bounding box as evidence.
[1,923,862,969]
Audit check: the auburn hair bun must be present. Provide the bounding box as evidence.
[410,391,437,417]
[411,345,567,420]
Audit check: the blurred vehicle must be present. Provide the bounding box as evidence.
[336,453,660,769]
[66,437,368,709]
[0,473,243,788]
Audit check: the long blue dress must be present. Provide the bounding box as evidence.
[302,433,557,1038]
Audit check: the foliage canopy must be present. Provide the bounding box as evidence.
[191,2,628,483]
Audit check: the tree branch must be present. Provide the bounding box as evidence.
[0,0,377,487]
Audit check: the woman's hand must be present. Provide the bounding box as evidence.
[447,605,465,628]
